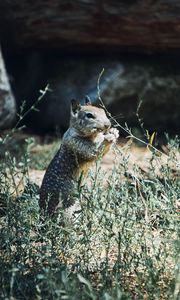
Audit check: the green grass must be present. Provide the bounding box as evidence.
[0,132,180,300]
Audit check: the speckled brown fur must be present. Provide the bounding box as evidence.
[39,99,119,216]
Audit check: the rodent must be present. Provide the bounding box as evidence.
[39,97,119,217]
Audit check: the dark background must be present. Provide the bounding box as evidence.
[1,0,180,135]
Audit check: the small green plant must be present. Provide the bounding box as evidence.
[0,130,179,299]
[0,84,180,299]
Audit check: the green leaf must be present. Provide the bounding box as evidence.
[77,274,91,290]
[149,132,156,145]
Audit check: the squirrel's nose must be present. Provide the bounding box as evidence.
[105,120,111,129]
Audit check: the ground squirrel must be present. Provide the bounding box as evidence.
[39,97,119,217]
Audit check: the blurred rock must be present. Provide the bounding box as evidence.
[6,51,180,134]
[1,1,180,53]
[101,60,180,133]
[1,1,180,135]
[0,47,16,129]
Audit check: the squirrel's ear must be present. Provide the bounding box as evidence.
[71,99,81,115]
[85,95,92,106]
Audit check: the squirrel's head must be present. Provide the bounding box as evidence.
[70,97,111,137]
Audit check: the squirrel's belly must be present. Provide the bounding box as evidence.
[75,161,93,178]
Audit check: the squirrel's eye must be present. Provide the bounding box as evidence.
[86,112,95,119]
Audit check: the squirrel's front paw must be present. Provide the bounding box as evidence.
[104,127,119,143]
[94,132,105,146]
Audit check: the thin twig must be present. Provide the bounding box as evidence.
[97,70,180,168]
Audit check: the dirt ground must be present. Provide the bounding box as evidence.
[28,138,179,187]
